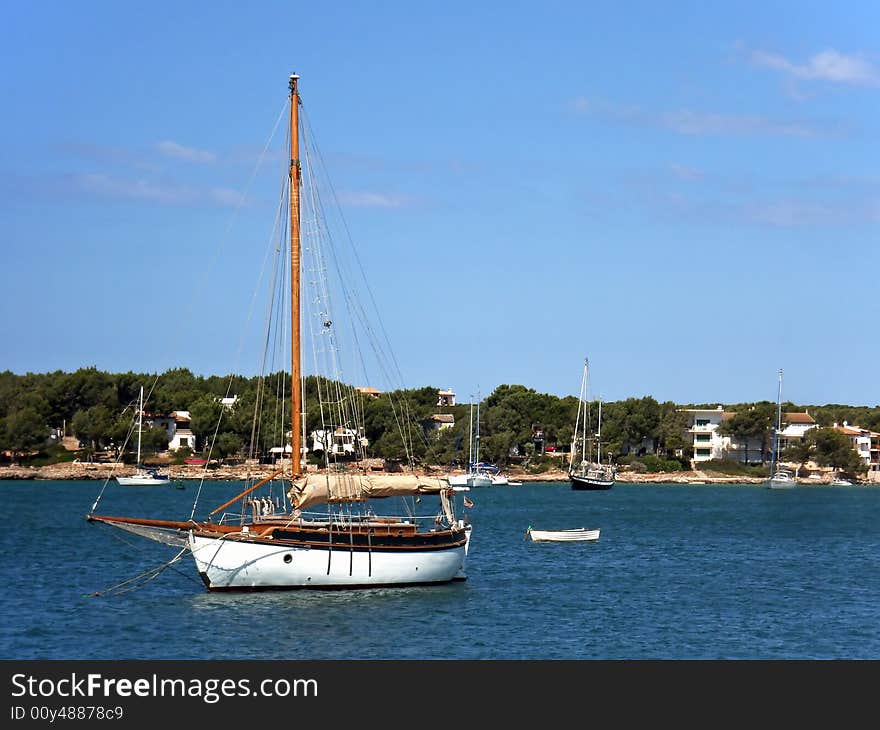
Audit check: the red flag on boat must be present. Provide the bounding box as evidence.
[463,497,474,508]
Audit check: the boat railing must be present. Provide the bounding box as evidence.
[210,507,446,529]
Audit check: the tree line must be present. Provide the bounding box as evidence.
[1,368,878,476]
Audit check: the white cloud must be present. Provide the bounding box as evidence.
[571,96,827,137]
[662,109,817,137]
[751,49,879,87]
[156,140,217,163]
[73,173,239,207]
[737,198,876,228]
[76,173,194,203]
[208,187,246,206]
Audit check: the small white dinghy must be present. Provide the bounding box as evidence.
[527,527,600,542]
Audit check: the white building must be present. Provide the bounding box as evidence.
[833,422,876,469]
[437,388,456,407]
[725,409,818,464]
[310,427,368,456]
[356,386,382,399]
[776,411,818,452]
[144,410,195,451]
[427,414,455,433]
[680,406,730,462]
[269,444,292,464]
[167,411,195,451]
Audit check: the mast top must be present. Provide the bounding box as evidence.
[289,73,300,91]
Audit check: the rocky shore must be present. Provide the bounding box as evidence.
[0,461,773,484]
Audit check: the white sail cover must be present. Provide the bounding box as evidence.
[288,472,449,510]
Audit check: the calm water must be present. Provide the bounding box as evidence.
[2,479,879,660]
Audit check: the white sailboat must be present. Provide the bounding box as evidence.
[767,368,796,489]
[569,359,614,491]
[115,386,169,486]
[89,74,471,590]
[447,395,493,487]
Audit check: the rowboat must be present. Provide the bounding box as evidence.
[527,527,600,542]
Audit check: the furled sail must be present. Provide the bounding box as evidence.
[288,472,449,511]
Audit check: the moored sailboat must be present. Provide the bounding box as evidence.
[89,74,471,590]
[569,359,615,491]
[115,386,169,486]
[767,368,796,490]
[447,395,493,487]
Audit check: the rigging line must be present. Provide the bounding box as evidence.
[299,116,399,415]
[90,389,154,512]
[300,120,361,470]
[312,236,399,447]
[300,110,426,470]
[87,546,194,597]
[248,176,288,464]
[301,107,410,393]
[300,151,331,443]
[98,110,288,518]
[301,130,352,435]
[258,212,290,470]
[196,116,288,510]
[184,111,288,518]
[155,99,288,387]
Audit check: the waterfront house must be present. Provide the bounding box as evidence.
[832,422,880,473]
[681,407,731,462]
[776,411,818,452]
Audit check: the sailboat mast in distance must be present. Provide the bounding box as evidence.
[135,386,143,466]
[771,368,782,475]
[767,368,795,488]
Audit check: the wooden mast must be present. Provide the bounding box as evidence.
[289,74,302,477]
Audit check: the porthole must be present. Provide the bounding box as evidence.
[283,553,292,564]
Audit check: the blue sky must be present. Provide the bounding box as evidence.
[2,1,878,407]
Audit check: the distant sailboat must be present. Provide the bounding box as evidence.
[569,359,615,491]
[115,386,169,486]
[767,369,796,489]
[447,395,493,487]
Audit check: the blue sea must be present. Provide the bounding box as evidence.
[2,479,879,660]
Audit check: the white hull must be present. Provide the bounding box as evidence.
[447,473,493,488]
[116,472,170,486]
[528,528,600,542]
[490,474,519,486]
[768,480,796,489]
[188,532,468,590]
[767,469,796,489]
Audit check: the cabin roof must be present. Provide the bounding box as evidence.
[784,412,815,424]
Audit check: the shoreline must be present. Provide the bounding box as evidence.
[0,462,854,485]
